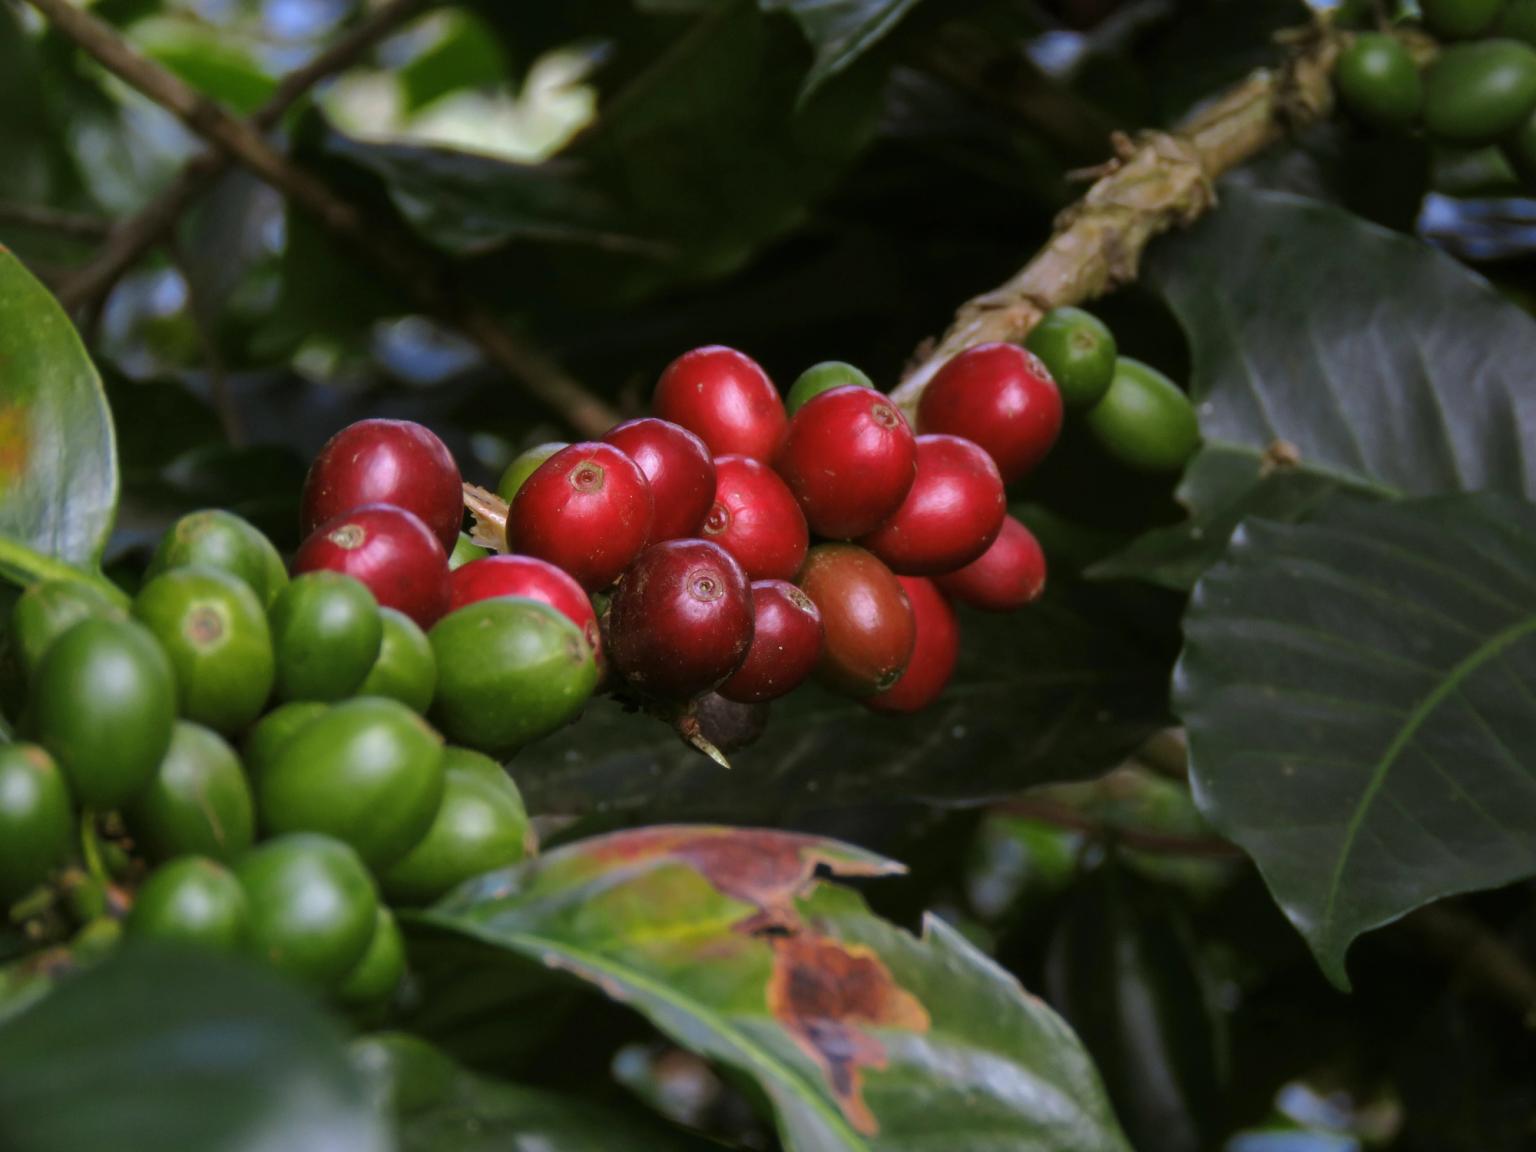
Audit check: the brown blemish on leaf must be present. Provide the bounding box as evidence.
[588,826,902,925]
[0,403,30,488]
[767,934,930,1135]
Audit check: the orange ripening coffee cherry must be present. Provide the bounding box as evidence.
[859,434,1005,575]
[607,540,754,700]
[301,419,463,552]
[796,544,914,697]
[918,343,1063,483]
[652,346,787,461]
[449,555,603,672]
[935,515,1046,612]
[774,386,917,539]
[864,577,959,714]
[703,455,809,582]
[509,443,653,592]
[293,504,451,629]
[718,580,823,703]
[602,418,717,545]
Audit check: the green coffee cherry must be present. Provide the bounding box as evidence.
[1024,308,1118,409]
[1335,34,1423,131]
[1085,358,1201,474]
[127,857,248,951]
[1420,0,1506,39]
[0,744,74,904]
[1423,40,1536,146]
[127,722,254,864]
[358,608,437,714]
[786,362,875,415]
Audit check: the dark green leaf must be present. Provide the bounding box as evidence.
[419,826,1131,1151]
[1177,494,1536,985]
[0,247,119,568]
[130,16,277,116]
[1046,861,1222,1152]
[353,1032,718,1150]
[398,11,510,113]
[514,580,1174,820]
[1094,188,1536,589]
[0,945,388,1152]
[760,0,926,96]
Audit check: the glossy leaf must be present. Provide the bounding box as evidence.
[0,247,118,568]
[1177,494,1536,985]
[1093,188,1536,589]
[419,826,1131,1151]
[0,945,388,1152]
[513,580,1175,820]
[761,0,926,96]
[353,1032,718,1150]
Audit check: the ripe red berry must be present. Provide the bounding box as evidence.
[719,580,823,703]
[448,555,602,669]
[302,419,463,552]
[702,456,808,582]
[796,544,914,697]
[652,346,787,461]
[774,386,917,539]
[918,343,1063,484]
[864,577,959,714]
[294,504,450,629]
[602,418,716,545]
[607,540,753,700]
[935,515,1046,612]
[509,443,653,592]
[858,434,1006,575]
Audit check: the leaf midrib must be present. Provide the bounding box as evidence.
[1319,613,1536,945]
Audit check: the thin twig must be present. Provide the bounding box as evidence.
[0,201,111,240]
[892,19,1343,405]
[29,0,620,436]
[1406,904,1536,1027]
[168,236,241,447]
[914,24,1120,165]
[57,0,428,314]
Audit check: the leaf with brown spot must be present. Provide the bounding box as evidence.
[415,825,1129,1151]
[0,250,118,568]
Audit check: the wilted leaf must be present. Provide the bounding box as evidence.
[1177,494,1536,986]
[0,247,119,570]
[418,825,1131,1151]
[0,945,388,1152]
[1093,189,1536,589]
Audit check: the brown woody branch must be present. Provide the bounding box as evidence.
[0,201,111,240]
[28,0,620,436]
[57,0,428,313]
[892,21,1342,405]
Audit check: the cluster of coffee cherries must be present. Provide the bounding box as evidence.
[0,496,535,1006]
[1335,0,1536,183]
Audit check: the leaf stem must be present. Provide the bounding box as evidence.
[0,534,130,608]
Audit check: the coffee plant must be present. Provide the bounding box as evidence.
[1,0,1534,1148]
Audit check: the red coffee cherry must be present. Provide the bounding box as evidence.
[509,443,653,592]
[719,580,823,703]
[935,515,1046,612]
[702,456,808,582]
[858,434,1005,575]
[294,504,450,629]
[774,386,917,539]
[796,544,914,697]
[602,418,716,545]
[652,346,787,462]
[865,577,959,714]
[918,343,1063,483]
[302,419,463,552]
[448,555,602,670]
[607,540,754,700]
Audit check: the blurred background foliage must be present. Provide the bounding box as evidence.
[4,1,1536,1149]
